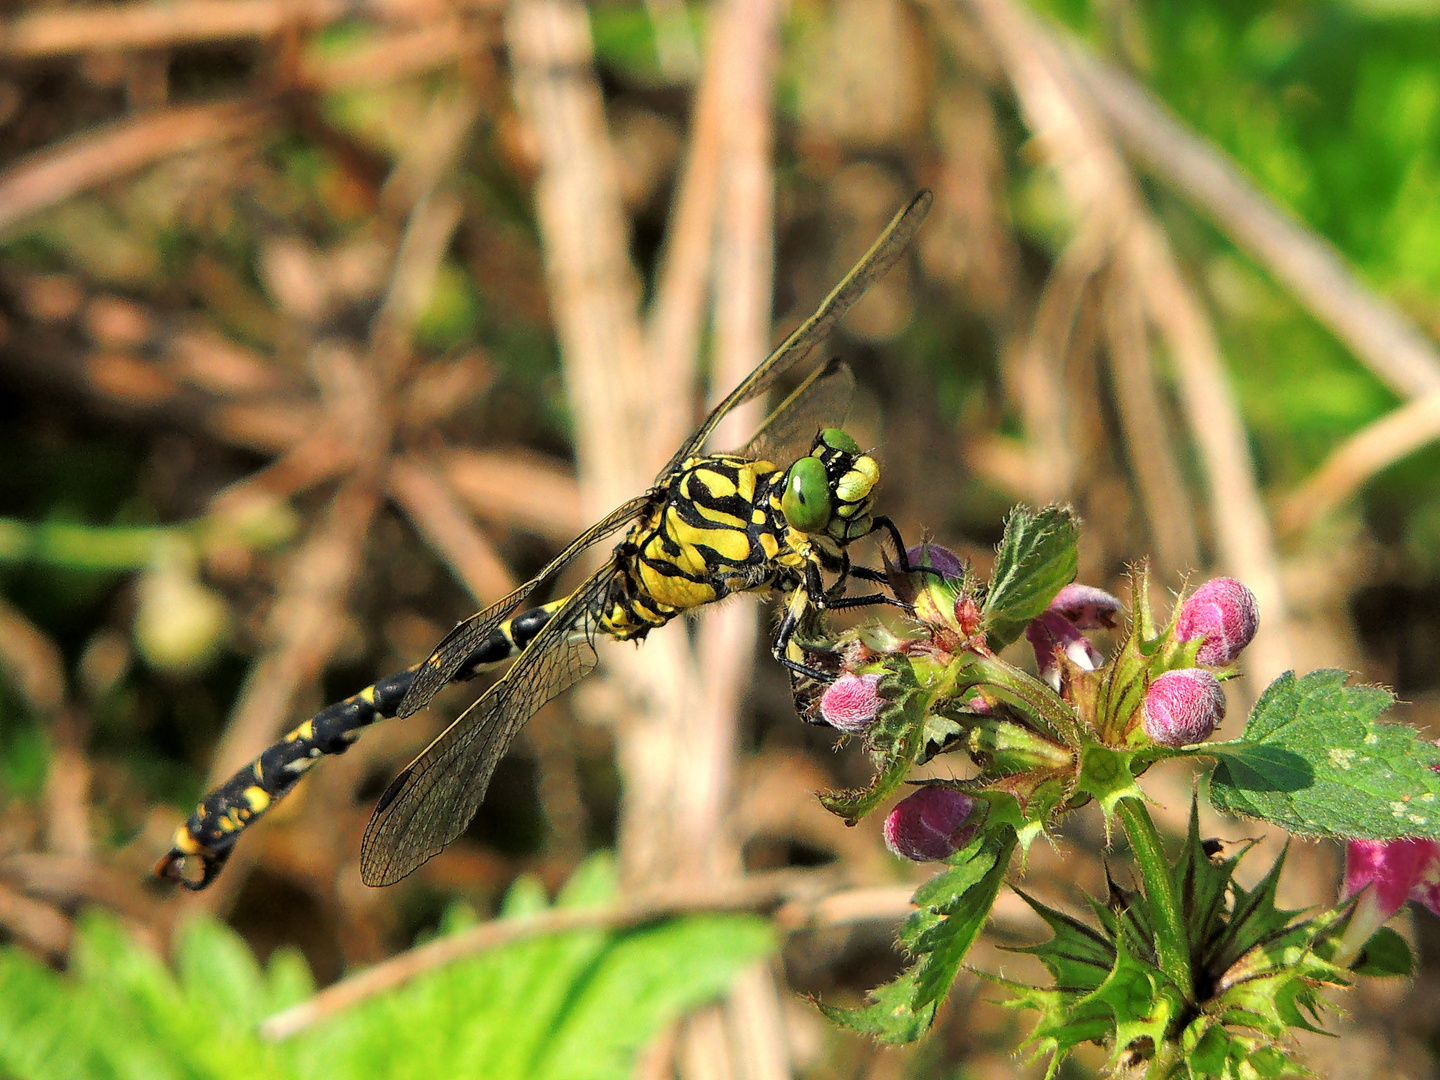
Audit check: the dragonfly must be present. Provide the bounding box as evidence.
[156,190,933,890]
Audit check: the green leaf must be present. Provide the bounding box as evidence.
[1008,890,1115,992]
[1208,670,1440,840]
[816,967,937,1044]
[1000,800,1359,1080]
[296,858,774,1080]
[0,856,773,1080]
[822,827,1016,1044]
[1350,926,1413,979]
[981,505,1079,651]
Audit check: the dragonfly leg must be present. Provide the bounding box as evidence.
[772,584,834,683]
[809,556,910,614]
[826,591,912,613]
[848,565,889,584]
[868,515,946,579]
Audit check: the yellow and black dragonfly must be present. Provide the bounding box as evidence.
[156,190,932,890]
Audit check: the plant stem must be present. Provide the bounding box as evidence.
[1117,798,1192,1000]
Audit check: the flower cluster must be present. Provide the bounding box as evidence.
[813,530,1261,863]
[804,506,1437,1070]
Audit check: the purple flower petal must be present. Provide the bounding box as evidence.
[1049,583,1121,630]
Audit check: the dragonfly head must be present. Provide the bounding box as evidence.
[780,428,879,545]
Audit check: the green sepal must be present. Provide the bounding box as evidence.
[1073,743,1148,826]
[1207,669,1440,841]
[961,714,1076,775]
[981,505,1079,652]
[962,773,1069,854]
[1001,801,1356,1080]
[1093,565,1205,745]
[1068,738,1180,833]
[1347,926,1413,978]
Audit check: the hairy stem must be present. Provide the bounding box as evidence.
[1117,798,1192,1000]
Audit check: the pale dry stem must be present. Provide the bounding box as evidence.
[1279,389,1440,536]
[1069,47,1440,402]
[388,455,517,603]
[953,0,1292,684]
[1102,263,1201,574]
[257,869,896,1042]
[0,0,498,58]
[0,100,273,239]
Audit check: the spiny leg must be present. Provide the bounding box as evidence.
[868,515,946,579]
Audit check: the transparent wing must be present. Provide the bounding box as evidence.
[397,494,651,719]
[655,190,932,483]
[362,566,615,885]
[739,357,854,467]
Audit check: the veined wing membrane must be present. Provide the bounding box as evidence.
[402,193,934,718]
[397,493,651,719]
[654,190,932,483]
[739,357,855,467]
[363,565,614,885]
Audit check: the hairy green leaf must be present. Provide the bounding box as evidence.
[1350,926,1413,979]
[1208,670,1440,840]
[981,505,1079,651]
[822,827,1016,1044]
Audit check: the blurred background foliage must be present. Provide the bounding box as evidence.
[2,0,1440,1076]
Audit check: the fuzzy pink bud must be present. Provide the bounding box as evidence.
[1176,578,1259,666]
[820,673,883,733]
[883,787,980,862]
[1142,669,1226,747]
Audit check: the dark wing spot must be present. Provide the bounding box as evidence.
[373,767,414,815]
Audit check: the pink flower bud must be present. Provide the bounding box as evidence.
[1049,583,1121,630]
[1176,578,1259,666]
[883,786,980,862]
[820,673,883,733]
[1142,669,1226,747]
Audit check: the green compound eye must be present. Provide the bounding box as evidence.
[819,428,861,455]
[782,456,833,533]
